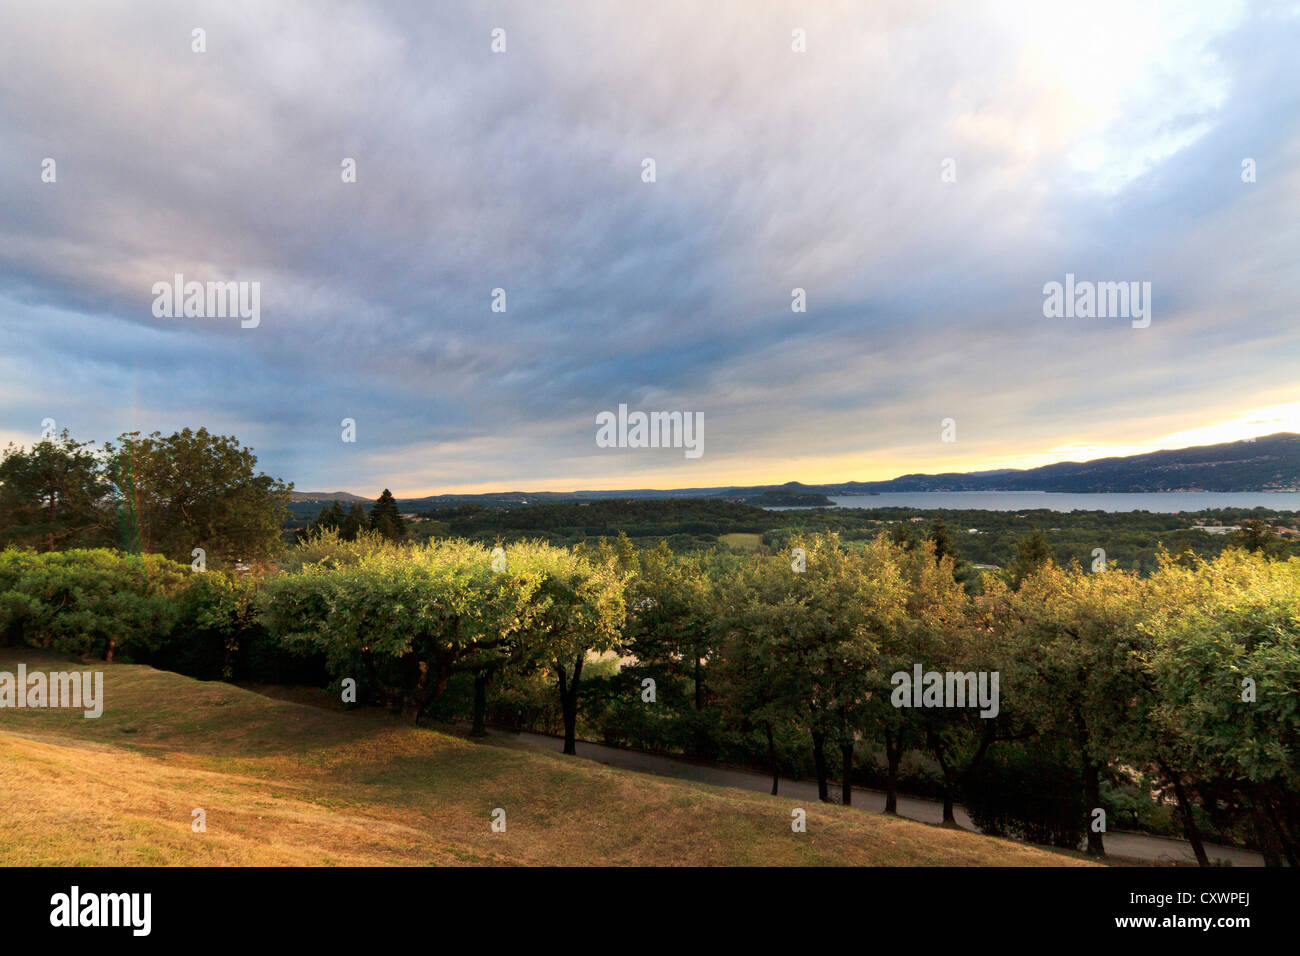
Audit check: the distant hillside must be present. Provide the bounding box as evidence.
[393,481,838,511]
[847,433,1300,494]
[290,491,373,503]
[300,434,1300,510]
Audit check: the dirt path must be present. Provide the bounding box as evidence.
[494,729,1264,866]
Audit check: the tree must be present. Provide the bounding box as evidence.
[720,535,900,803]
[908,574,1012,827]
[296,500,345,543]
[1001,562,1149,854]
[511,541,628,755]
[0,548,188,660]
[624,541,722,752]
[341,502,368,541]
[369,489,406,541]
[715,595,802,794]
[263,539,541,724]
[927,517,957,564]
[889,520,922,550]
[1007,527,1052,587]
[865,539,969,814]
[104,427,291,568]
[1229,518,1285,558]
[1140,551,1300,866]
[0,432,114,551]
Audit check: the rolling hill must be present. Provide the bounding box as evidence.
[849,433,1300,494]
[290,491,373,503]
[0,650,1090,867]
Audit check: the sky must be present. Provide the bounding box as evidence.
[1,0,1298,496]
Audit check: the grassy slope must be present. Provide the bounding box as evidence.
[0,650,1095,867]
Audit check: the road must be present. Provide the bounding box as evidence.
[492,729,1264,866]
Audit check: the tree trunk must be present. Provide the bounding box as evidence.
[1260,783,1298,867]
[413,659,454,725]
[840,740,854,806]
[929,734,959,826]
[765,724,779,796]
[811,730,830,802]
[884,727,901,815]
[470,672,488,737]
[406,658,429,724]
[560,694,578,755]
[1246,783,1294,867]
[1250,795,1284,867]
[1164,763,1209,866]
[1082,759,1105,856]
[557,655,584,756]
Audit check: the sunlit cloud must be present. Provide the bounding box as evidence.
[1,0,1297,494]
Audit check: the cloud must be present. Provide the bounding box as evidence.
[1,0,1297,493]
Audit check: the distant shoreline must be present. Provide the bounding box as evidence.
[782,491,1300,514]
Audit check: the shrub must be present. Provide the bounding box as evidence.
[278,528,400,572]
[0,547,187,659]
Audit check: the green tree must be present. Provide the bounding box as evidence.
[104,428,291,568]
[866,538,970,814]
[511,541,629,755]
[0,548,188,659]
[715,570,803,795]
[341,502,368,541]
[1001,562,1149,854]
[720,534,901,803]
[1140,551,1300,866]
[889,520,922,550]
[0,432,114,551]
[369,489,406,541]
[1008,527,1052,587]
[927,517,957,564]
[625,542,721,725]
[1229,518,1285,558]
[263,539,542,723]
[296,500,346,543]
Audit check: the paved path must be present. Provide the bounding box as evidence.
[492,729,1263,866]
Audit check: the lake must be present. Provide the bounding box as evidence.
[770,491,1300,513]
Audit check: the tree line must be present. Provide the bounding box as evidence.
[0,428,408,567]
[0,429,290,568]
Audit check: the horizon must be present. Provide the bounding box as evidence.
[296,425,1300,499]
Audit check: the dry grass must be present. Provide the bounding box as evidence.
[0,649,1098,867]
[718,532,763,551]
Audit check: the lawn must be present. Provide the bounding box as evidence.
[0,649,1096,867]
[718,532,763,551]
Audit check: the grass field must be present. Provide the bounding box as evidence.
[718,532,763,551]
[0,649,1096,866]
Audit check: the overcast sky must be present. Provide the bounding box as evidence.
[2,0,1298,495]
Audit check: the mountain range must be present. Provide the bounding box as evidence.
[291,433,1300,509]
